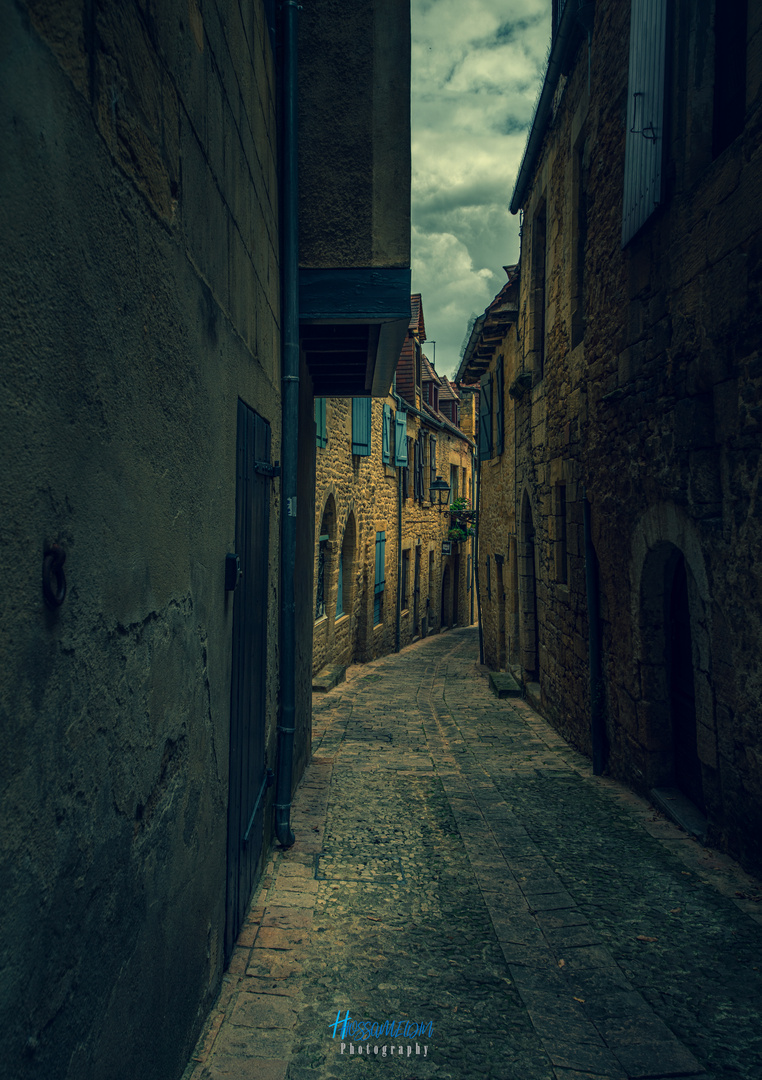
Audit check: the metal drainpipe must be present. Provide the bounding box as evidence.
[583,489,605,775]
[275,0,299,848]
[474,453,484,665]
[395,460,402,652]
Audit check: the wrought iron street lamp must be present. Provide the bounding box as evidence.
[430,475,451,512]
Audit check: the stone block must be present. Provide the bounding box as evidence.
[312,665,346,692]
[488,672,522,698]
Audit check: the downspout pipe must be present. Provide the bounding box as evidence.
[474,453,484,665]
[275,0,299,848]
[583,489,605,775]
[395,462,402,652]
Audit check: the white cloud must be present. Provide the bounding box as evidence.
[411,0,550,377]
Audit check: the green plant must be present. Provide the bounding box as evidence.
[448,497,476,540]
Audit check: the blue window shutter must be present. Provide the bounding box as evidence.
[336,550,343,616]
[622,0,668,246]
[315,397,327,448]
[496,357,504,455]
[394,412,408,466]
[352,398,372,456]
[382,403,391,464]
[479,373,493,460]
[374,531,386,593]
[430,436,436,487]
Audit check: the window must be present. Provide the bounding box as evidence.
[429,435,437,491]
[315,533,329,620]
[352,397,372,456]
[315,398,327,449]
[403,437,413,500]
[382,403,394,464]
[416,432,425,502]
[374,531,386,624]
[713,0,748,158]
[479,373,492,460]
[394,411,408,467]
[336,547,344,616]
[450,465,458,502]
[555,484,568,585]
[401,548,410,610]
[621,0,668,246]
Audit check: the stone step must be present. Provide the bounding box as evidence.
[312,665,346,693]
[489,671,522,698]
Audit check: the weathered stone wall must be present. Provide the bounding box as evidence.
[0,3,312,1078]
[485,0,762,873]
[313,398,474,674]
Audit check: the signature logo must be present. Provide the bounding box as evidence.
[329,1009,433,1057]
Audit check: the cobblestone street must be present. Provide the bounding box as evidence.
[185,627,762,1080]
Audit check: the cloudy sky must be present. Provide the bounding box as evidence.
[410,0,551,378]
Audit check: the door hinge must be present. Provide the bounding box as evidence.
[254,460,281,478]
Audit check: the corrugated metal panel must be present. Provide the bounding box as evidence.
[622,0,668,247]
[352,397,372,456]
[226,401,270,963]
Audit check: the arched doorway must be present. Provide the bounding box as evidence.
[669,553,704,811]
[519,492,539,679]
[639,539,708,810]
[441,565,451,628]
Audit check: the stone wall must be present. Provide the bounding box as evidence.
[467,0,762,874]
[0,3,313,1078]
[313,396,475,675]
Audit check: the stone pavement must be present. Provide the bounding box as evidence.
[183,627,762,1080]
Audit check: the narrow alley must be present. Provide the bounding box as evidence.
[184,628,762,1080]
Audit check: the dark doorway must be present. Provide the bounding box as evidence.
[520,494,539,679]
[441,565,451,628]
[413,546,421,635]
[669,554,704,811]
[225,400,271,963]
[496,554,506,669]
[452,554,459,625]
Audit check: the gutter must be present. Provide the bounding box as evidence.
[275,0,299,849]
[509,1,592,215]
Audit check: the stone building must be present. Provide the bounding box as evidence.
[458,0,762,874]
[0,2,409,1079]
[313,296,476,679]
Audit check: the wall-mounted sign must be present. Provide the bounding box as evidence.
[441,541,452,555]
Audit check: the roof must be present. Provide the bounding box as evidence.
[409,293,426,341]
[421,354,438,383]
[455,265,520,384]
[509,4,592,214]
[437,376,459,402]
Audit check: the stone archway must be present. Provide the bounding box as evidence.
[638,539,710,809]
[631,500,717,814]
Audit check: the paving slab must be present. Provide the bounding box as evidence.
[183,627,762,1080]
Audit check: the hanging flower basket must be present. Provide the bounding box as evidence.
[448,497,476,542]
